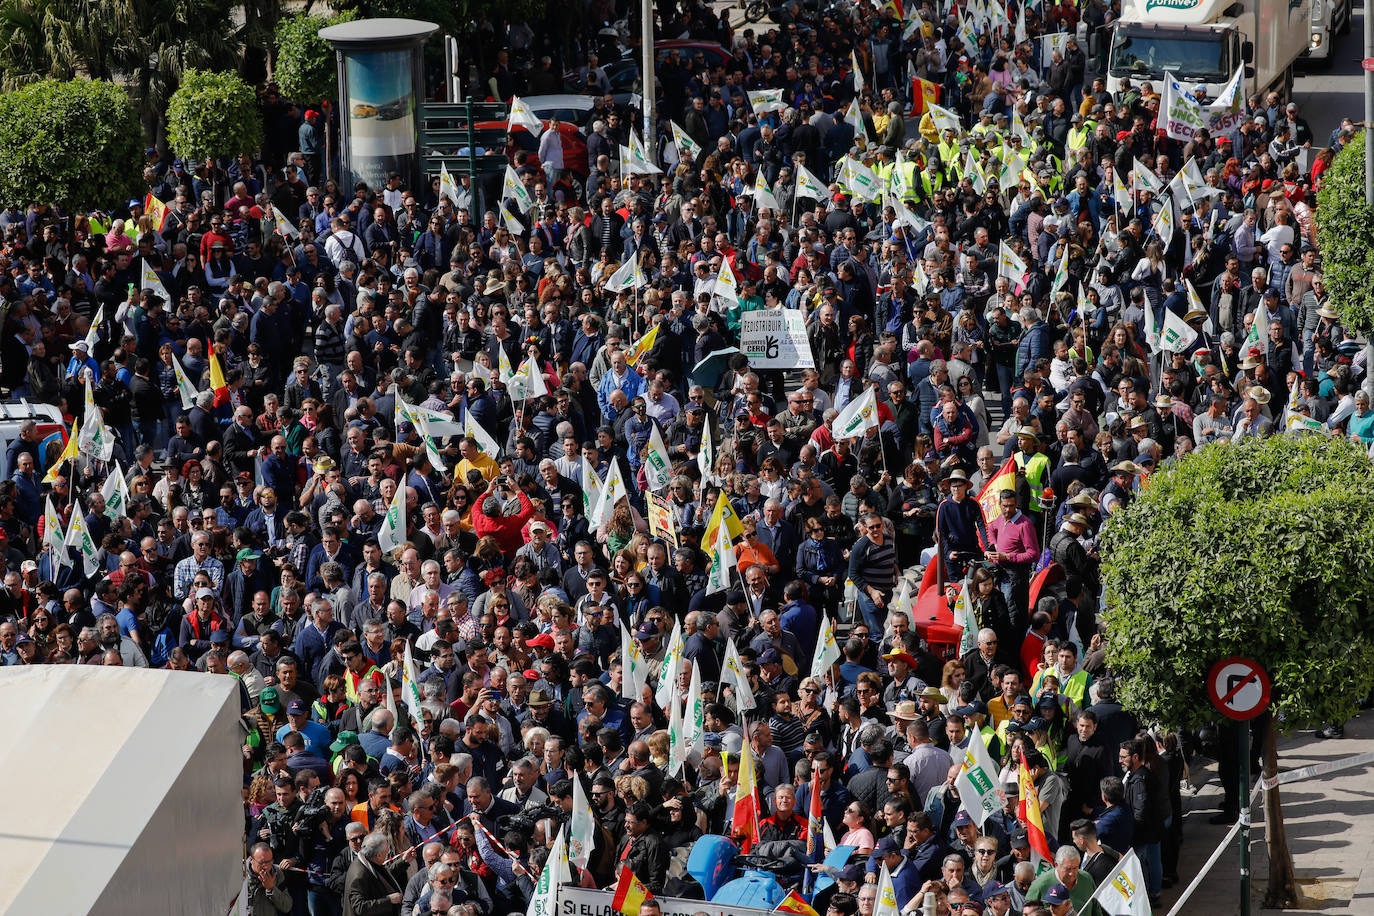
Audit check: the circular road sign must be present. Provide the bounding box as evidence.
[1207,657,1271,720]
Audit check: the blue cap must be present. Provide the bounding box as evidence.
[953,700,988,716]
[875,836,901,855]
[703,733,723,749]
[952,810,974,827]
[983,882,1010,899]
[759,647,782,665]
[1044,884,1073,906]
[1014,694,1035,708]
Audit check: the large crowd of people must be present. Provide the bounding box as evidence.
[0,0,1366,914]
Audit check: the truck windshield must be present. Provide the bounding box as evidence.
[1110,35,1228,82]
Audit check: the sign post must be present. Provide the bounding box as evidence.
[1207,656,1271,916]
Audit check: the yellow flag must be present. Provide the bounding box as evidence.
[625,322,659,367]
[702,490,744,555]
[43,420,79,484]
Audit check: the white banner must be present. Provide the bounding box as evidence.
[1160,69,1247,142]
[557,886,775,916]
[740,309,815,369]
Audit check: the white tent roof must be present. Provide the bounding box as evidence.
[0,665,244,914]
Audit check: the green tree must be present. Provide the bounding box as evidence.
[273,10,357,105]
[1100,435,1374,907]
[165,69,263,164]
[0,0,242,146]
[1314,131,1374,334]
[0,78,143,209]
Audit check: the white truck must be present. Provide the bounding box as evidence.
[1303,0,1352,64]
[1105,0,1312,101]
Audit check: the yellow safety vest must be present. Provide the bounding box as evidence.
[1016,450,1051,511]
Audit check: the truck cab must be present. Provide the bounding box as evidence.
[1107,0,1310,100]
[1304,0,1352,63]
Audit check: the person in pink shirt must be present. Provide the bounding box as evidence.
[984,488,1039,620]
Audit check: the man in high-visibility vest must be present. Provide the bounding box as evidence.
[1014,429,1051,520]
[341,640,385,704]
[1065,113,1091,158]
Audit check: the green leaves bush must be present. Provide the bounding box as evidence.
[1100,435,1374,731]
[166,69,263,164]
[273,11,358,106]
[1315,131,1374,335]
[0,79,142,210]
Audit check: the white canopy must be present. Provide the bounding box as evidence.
[0,665,244,914]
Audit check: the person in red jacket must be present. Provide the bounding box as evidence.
[472,476,538,558]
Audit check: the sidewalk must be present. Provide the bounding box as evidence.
[1159,708,1374,914]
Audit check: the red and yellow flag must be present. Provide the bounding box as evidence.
[144,193,169,232]
[611,865,652,916]
[776,891,820,916]
[1017,747,1055,863]
[976,456,1018,525]
[733,735,761,852]
[702,491,744,559]
[207,340,229,407]
[805,768,823,859]
[880,0,904,18]
[910,77,941,116]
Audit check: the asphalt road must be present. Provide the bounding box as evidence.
[1293,0,1368,141]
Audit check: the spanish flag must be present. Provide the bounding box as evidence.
[733,732,761,852]
[1017,746,1055,863]
[42,420,78,484]
[775,892,819,916]
[910,76,940,116]
[611,865,652,916]
[879,0,904,18]
[625,321,660,367]
[207,340,229,407]
[144,193,169,232]
[976,456,1018,526]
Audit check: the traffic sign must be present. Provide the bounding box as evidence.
[1362,57,1374,71]
[1207,657,1271,720]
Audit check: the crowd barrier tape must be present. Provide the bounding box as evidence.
[1165,748,1374,916]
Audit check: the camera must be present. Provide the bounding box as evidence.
[293,786,331,835]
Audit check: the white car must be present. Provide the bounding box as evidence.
[521,93,643,125]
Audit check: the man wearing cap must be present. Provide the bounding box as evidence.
[1099,461,1137,518]
[1027,845,1097,914]
[935,470,987,579]
[180,587,231,662]
[277,696,334,758]
[871,835,921,904]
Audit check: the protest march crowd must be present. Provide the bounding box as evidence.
[0,0,1367,913]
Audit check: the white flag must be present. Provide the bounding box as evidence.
[84,308,106,351]
[644,422,673,491]
[705,518,736,596]
[463,407,500,457]
[400,640,426,738]
[604,256,639,293]
[502,165,534,213]
[832,385,878,440]
[1153,194,1176,249]
[526,828,569,916]
[77,375,113,461]
[64,505,99,577]
[619,143,663,176]
[1113,167,1133,215]
[810,614,841,681]
[43,496,67,569]
[140,260,170,299]
[928,102,963,135]
[580,455,603,518]
[590,458,627,528]
[997,240,1028,288]
[508,96,545,138]
[955,731,1002,827]
[748,89,785,113]
[378,483,406,555]
[568,775,596,872]
[517,356,548,399]
[620,618,648,701]
[851,50,865,93]
[670,120,703,162]
[795,163,829,201]
[752,169,781,212]
[722,638,755,713]
[873,863,902,916]
[713,257,740,306]
[100,460,130,521]
[656,617,685,705]
[1087,849,1153,915]
[1159,308,1198,353]
[667,673,688,776]
[1133,157,1164,195]
[499,201,524,236]
[170,352,200,410]
[439,164,459,204]
[697,418,715,482]
[685,658,706,763]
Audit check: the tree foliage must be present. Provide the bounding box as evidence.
[166,69,263,164]
[273,10,358,106]
[1314,130,1374,334]
[0,0,241,141]
[0,78,143,209]
[1100,435,1374,732]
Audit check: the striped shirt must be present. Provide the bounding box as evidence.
[848,535,898,596]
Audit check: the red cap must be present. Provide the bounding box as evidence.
[304,109,319,119]
[527,633,555,649]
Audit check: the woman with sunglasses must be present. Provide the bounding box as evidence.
[797,517,843,614]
